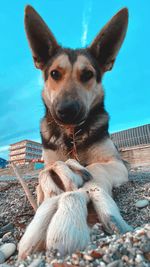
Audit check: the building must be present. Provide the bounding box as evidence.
[111,124,150,148]
[9,140,42,165]
[111,124,150,168]
[0,158,8,169]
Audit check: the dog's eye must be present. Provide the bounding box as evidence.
[80,70,94,82]
[50,70,62,81]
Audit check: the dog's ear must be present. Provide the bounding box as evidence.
[89,8,128,72]
[24,5,60,70]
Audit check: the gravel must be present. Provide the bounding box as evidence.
[0,170,149,266]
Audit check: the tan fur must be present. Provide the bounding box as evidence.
[82,138,120,165]
[43,54,104,112]
[46,54,72,92]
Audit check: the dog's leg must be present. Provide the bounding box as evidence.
[18,195,60,259]
[84,161,133,234]
[46,189,90,255]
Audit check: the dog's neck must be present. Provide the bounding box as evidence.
[41,100,109,159]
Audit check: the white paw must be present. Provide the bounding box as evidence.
[46,191,90,255]
[88,186,133,234]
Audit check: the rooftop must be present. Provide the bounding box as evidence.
[10,139,42,147]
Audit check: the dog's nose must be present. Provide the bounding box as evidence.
[56,100,81,123]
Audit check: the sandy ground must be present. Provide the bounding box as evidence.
[0,170,149,266]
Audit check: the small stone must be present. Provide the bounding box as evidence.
[92,224,99,230]
[83,254,93,261]
[79,260,85,267]
[71,259,79,265]
[57,259,64,264]
[51,259,58,264]
[0,223,14,238]
[135,254,143,263]
[107,260,123,267]
[56,252,61,258]
[135,199,149,208]
[2,232,13,243]
[102,255,111,263]
[0,243,16,262]
[90,250,102,259]
[28,259,44,267]
[72,253,79,260]
[136,229,145,236]
[99,262,106,267]
[121,255,129,262]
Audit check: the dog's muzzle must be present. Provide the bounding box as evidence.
[55,100,85,125]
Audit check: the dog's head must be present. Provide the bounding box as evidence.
[24,6,128,126]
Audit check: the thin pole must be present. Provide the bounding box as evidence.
[11,163,37,212]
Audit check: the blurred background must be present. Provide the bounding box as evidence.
[0,0,149,159]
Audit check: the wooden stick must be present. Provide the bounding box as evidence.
[11,163,37,212]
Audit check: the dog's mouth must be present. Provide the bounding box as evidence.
[51,108,87,128]
[53,114,86,128]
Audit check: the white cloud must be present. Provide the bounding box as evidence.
[0,145,9,153]
[0,145,9,160]
[81,1,92,47]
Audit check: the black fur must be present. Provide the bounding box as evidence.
[43,48,102,82]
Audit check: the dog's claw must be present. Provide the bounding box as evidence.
[106,215,133,234]
[78,169,93,182]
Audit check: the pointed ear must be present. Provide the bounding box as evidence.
[24,5,60,70]
[89,8,128,72]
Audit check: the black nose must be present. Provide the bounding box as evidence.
[56,100,81,123]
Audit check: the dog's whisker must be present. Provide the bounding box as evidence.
[75,129,82,136]
[78,120,86,126]
[47,121,54,125]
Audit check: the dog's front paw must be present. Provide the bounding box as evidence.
[66,159,93,184]
[47,159,93,191]
[88,186,133,235]
[46,190,90,255]
[37,160,93,205]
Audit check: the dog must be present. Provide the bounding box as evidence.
[18,5,132,259]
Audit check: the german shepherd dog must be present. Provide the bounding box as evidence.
[18,6,132,259]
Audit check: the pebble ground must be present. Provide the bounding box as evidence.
[0,170,149,266]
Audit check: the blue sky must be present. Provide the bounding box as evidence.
[0,0,150,159]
